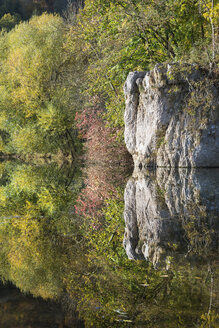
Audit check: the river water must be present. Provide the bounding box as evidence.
[0,161,218,327]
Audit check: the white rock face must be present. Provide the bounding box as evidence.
[124,64,219,168]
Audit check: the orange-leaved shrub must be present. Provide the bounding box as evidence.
[74,97,132,219]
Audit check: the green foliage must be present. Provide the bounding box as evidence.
[0,13,21,31]
[0,13,80,157]
[67,188,219,327]
[0,0,217,153]
[0,2,217,327]
[0,161,218,326]
[0,161,83,298]
[64,0,218,138]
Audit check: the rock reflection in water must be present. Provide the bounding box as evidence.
[123,168,219,266]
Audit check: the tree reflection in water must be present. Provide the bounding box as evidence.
[0,161,218,327]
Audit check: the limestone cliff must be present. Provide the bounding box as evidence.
[124,64,219,168]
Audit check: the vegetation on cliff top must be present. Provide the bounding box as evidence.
[0,0,218,157]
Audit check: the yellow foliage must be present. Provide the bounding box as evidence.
[4,13,65,117]
[10,167,39,193]
[0,186,7,205]
[202,1,219,22]
[38,188,55,215]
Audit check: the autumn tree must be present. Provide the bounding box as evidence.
[0,13,82,157]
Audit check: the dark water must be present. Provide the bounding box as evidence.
[0,283,84,327]
[0,161,218,327]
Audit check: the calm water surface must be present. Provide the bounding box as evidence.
[0,161,218,327]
